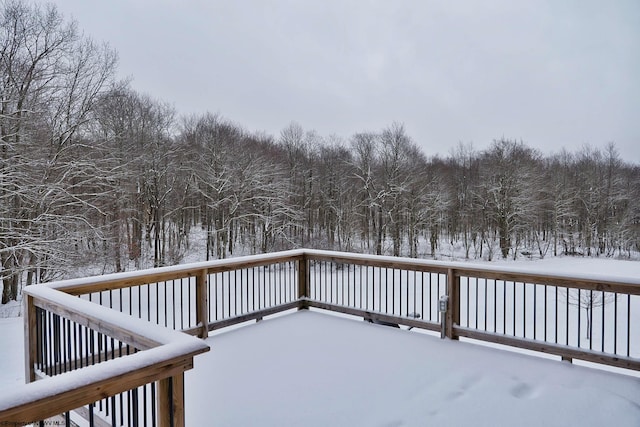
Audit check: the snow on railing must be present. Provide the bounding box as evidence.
[1,286,208,426]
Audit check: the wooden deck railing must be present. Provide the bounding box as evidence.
[301,250,640,371]
[2,249,638,425]
[1,286,209,426]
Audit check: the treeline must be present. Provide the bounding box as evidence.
[1,2,639,303]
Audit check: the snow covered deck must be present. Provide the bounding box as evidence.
[186,310,640,426]
[5,251,639,425]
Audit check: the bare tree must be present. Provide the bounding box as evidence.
[564,288,614,340]
[350,132,381,253]
[1,1,116,302]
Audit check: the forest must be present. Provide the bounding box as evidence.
[1,1,639,304]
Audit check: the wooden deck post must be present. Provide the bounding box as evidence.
[195,269,209,339]
[23,293,37,383]
[158,374,185,427]
[298,255,309,309]
[445,268,460,340]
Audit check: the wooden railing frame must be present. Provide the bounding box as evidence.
[43,249,640,371]
[300,250,640,370]
[1,286,209,426]
[4,249,639,425]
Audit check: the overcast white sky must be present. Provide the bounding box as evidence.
[45,0,640,163]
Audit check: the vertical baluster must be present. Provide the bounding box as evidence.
[119,388,125,426]
[259,268,264,311]
[412,270,417,320]
[346,263,351,307]
[626,295,631,357]
[208,273,213,323]
[512,282,516,337]
[280,263,284,305]
[522,283,526,338]
[151,381,157,426]
[578,289,582,348]
[426,272,430,322]
[493,279,497,333]
[468,277,471,328]
[171,280,177,330]
[544,285,547,342]
[90,326,95,367]
[601,291,605,353]
[111,395,117,426]
[613,292,618,355]
[565,288,569,346]
[390,268,394,315]
[533,284,537,339]
[35,307,42,374]
[503,280,507,335]
[554,286,560,344]
[377,266,382,313]
[474,278,478,329]
[252,267,257,311]
[132,386,139,427]
[589,289,593,350]
[265,267,269,309]
[75,322,82,370]
[483,278,487,330]
[359,264,363,309]
[179,279,184,330]
[46,312,52,375]
[223,271,228,318]
[143,383,149,427]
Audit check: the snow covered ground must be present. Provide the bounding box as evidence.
[0,317,24,389]
[186,310,640,426]
[480,255,640,278]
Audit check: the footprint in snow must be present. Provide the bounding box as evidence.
[445,374,481,401]
[510,382,538,399]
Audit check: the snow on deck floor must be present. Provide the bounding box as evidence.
[186,310,640,427]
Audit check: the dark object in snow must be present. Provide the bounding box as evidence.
[363,312,422,329]
[367,318,400,328]
[406,312,421,330]
[364,314,400,328]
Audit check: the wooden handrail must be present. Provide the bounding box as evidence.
[2,285,209,426]
[301,249,640,295]
[454,326,640,371]
[0,344,202,424]
[45,250,306,295]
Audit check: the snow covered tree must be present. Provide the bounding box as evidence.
[1,1,116,302]
[478,139,541,259]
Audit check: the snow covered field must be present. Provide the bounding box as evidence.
[186,310,640,426]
